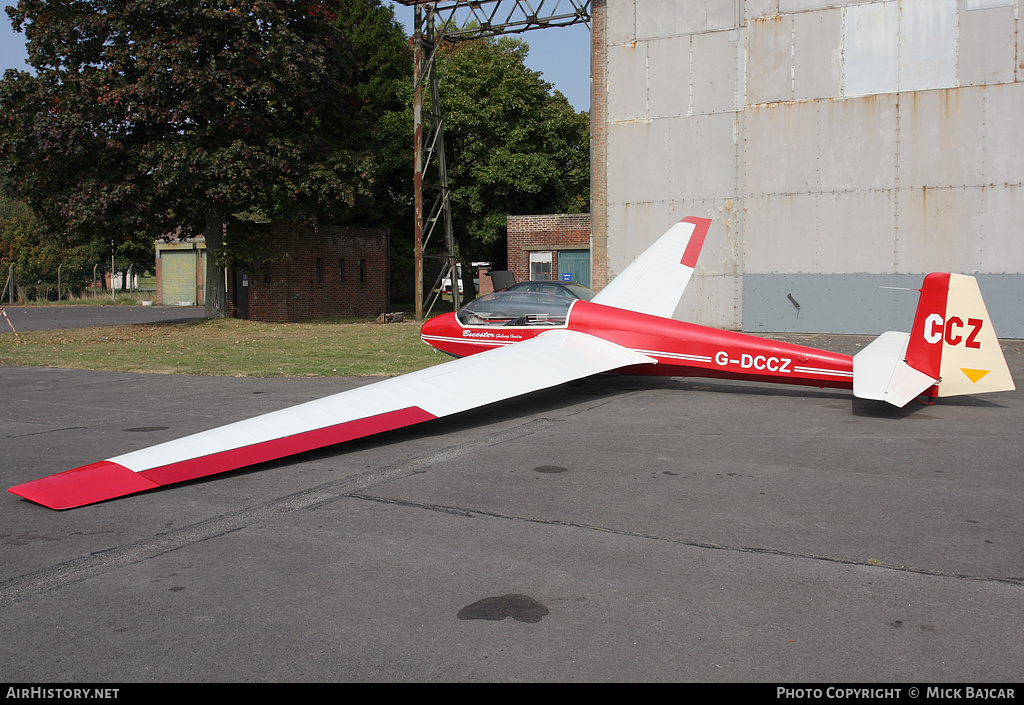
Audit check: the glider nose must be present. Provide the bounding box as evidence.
[420,312,458,349]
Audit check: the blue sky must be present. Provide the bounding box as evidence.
[0,5,592,112]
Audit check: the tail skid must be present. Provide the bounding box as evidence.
[854,273,1015,407]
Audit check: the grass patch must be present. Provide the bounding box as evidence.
[0,317,448,377]
[8,292,158,306]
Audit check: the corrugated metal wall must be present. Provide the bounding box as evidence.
[601,0,1024,337]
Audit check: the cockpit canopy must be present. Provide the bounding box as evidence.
[456,281,597,327]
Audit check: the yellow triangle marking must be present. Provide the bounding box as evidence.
[961,368,991,383]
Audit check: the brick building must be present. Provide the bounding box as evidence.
[155,225,389,322]
[227,224,389,322]
[506,213,592,288]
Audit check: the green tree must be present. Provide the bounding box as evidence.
[0,0,398,316]
[439,34,590,299]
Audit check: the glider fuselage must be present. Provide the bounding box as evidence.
[420,299,855,391]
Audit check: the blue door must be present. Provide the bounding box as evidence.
[557,250,590,288]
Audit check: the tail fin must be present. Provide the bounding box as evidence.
[591,217,711,319]
[854,273,1015,407]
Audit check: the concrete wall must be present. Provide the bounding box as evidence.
[596,0,1024,337]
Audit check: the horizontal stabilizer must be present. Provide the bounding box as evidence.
[853,331,937,407]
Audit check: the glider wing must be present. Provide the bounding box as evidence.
[9,330,655,509]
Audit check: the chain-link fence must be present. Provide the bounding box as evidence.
[1,263,155,303]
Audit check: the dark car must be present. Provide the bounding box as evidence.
[456,280,597,327]
[501,281,597,301]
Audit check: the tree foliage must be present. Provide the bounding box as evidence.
[0,0,410,315]
[436,34,590,298]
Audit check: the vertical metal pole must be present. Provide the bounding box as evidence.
[413,6,425,321]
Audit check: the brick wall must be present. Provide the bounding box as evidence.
[226,224,388,322]
[506,213,592,283]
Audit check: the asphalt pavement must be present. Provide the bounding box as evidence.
[1,340,1022,682]
[0,304,206,334]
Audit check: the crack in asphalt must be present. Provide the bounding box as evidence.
[341,493,1024,587]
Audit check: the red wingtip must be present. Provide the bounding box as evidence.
[679,217,712,268]
[8,461,160,510]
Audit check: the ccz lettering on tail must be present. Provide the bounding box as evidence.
[924,313,984,348]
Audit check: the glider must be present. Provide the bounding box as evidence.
[9,217,1015,509]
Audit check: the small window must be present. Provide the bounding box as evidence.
[529,251,552,280]
[359,259,365,284]
[338,258,345,283]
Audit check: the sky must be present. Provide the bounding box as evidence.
[0,4,593,113]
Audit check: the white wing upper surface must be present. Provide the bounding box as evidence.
[10,330,656,509]
[591,217,711,319]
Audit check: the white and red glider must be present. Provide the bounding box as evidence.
[9,217,1014,509]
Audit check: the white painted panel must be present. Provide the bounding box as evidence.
[675,271,741,328]
[983,83,1024,186]
[746,14,793,104]
[966,0,1013,9]
[898,87,986,189]
[843,1,899,97]
[816,94,898,193]
[673,113,739,198]
[607,121,659,203]
[745,0,779,20]
[691,30,741,115]
[899,0,957,92]
[607,0,637,45]
[706,0,738,31]
[744,101,819,194]
[635,0,679,40]
[958,3,1017,87]
[648,35,691,119]
[897,185,1024,273]
[743,191,897,273]
[607,42,648,122]
[792,9,842,101]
